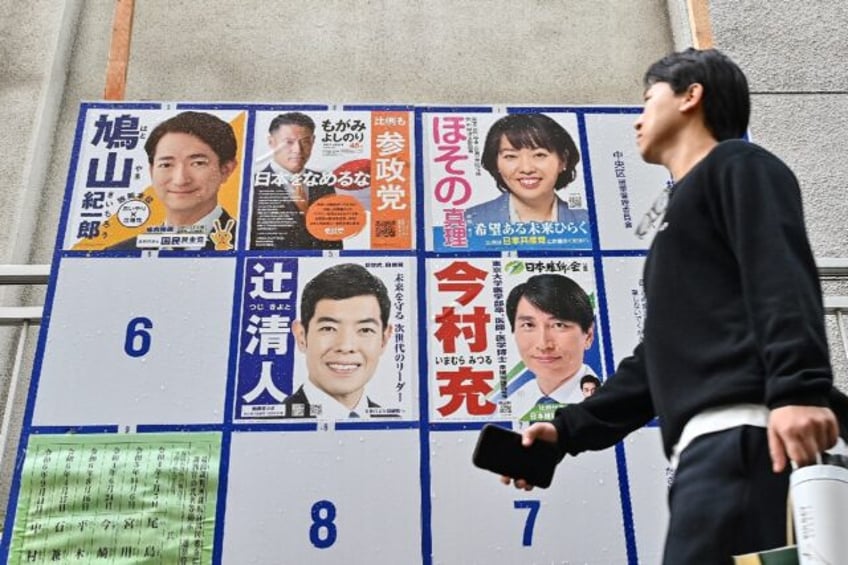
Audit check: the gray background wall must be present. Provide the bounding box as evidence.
[0,0,846,528]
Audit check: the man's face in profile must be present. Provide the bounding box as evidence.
[634,81,686,166]
[293,295,392,406]
[581,381,598,398]
[268,124,315,174]
[150,132,235,226]
[513,297,593,385]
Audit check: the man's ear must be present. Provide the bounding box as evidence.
[292,319,307,352]
[680,83,705,113]
[381,323,394,348]
[220,159,237,181]
[584,322,595,350]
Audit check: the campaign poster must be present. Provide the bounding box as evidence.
[426,256,603,423]
[247,109,414,251]
[421,109,591,253]
[583,112,671,250]
[234,256,416,421]
[64,106,246,253]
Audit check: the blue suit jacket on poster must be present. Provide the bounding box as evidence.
[464,192,589,226]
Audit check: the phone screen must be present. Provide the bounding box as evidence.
[472,424,559,488]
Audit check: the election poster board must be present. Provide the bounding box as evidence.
[1,103,671,565]
[426,256,604,424]
[422,110,591,253]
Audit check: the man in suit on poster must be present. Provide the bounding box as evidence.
[282,263,398,419]
[580,374,601,398]
[110,111,238,251]
[249,112,341,250]
[504,273,598,423]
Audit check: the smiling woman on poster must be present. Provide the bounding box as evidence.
[465,114,588,230]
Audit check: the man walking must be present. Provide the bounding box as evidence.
[504,48,841,563]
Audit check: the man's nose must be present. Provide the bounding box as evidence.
[290,140,310,155]
[333,327,356,351]
[172,163,190,184]
[536,328,554,349]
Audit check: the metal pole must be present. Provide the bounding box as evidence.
[0,322,30,476]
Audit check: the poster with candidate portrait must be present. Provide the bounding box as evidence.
[63,105,246,253]
[234,256,416,422]
[247,108,414,251]
[425,256,604,423]
[421,109,591,253]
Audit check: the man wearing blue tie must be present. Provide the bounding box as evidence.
[504,274,598,423]
[282,263,398,420]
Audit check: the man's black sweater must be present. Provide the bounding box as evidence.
[553,140,835,458]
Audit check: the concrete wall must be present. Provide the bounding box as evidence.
[707,0,848,392]
[0,0,846,530]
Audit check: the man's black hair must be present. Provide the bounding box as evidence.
[580,374,601,388]
[144,111,237,165]
[644,48,750,141]
[268,111,316,134]
[299,263,391,330]
[506,274,593,333]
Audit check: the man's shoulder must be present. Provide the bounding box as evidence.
[366,396,401,418]
[281,386,314,418]
[713,139,786,165]
[283,386,308,404]
[708,140,798,189]
[254,163,275,178]
[217,208,235,224]
[106,236,139,250]
[251,164,281,189]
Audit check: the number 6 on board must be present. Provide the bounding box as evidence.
[124,317,153,357]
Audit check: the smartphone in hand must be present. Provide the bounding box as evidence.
[472,424,559,488]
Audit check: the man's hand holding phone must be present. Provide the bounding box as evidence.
[473,422,560,490]
[502,422,560,490]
